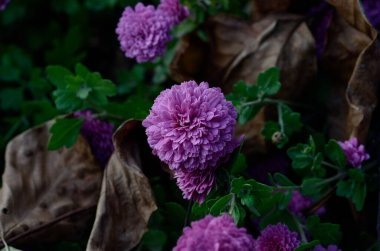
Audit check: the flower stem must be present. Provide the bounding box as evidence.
[184,200,194,227]
[277,103,285,134]
[321,161,341,170]
[292,213,307,243]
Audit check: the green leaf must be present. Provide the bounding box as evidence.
[48,118,84,150]
[46,65,72,88]
[256,67,281,97]
[307,216,341,245]
[336,180,353,198]
[274,173,296,186]
[295,240,320,251]
[230,153,247,175]
[348,168,365,182]
[210,194,233,216]
[301,178,325,196]
[141,229,167,251]
[325,140,346,168]
[262,121,280,141]
[281,105,302,135]
[164,202,186,229]
[352,182,366,211]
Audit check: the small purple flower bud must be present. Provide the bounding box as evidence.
[338,137,370,168]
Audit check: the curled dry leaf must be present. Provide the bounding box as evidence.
[0,122,103,248]
[170,14,316,153]
[86,120,157,251]
[323,0,380,141]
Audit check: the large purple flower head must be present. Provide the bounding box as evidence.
[0,0,9,10]
[158,0,189,28]
[116,3,170,63]
[338,137,370,168]
[313,244,341,251]
[74,110,114,168]
[255,223,300,251]
[143,81,240,172]
[174,167,216,203]
[173,214,255,251]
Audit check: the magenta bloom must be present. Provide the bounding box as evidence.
[143,81,239,172]
[74,110,114,168]
[313,244,341,251]
[174,167,216,203]
[158,0,189,28]
[0,0,9,10]
[255,223,300,251]
[338,137,370,168]
[173,214,255,251]
[288,190,325,216]
[116,3,170,63]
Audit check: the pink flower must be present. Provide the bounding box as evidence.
[143,81,240,202]
[255,223,300,251]
[338,137,370,168]
[174,214,255,251]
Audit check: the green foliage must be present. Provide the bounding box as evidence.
[141,229,168,251]
[336,169,367,211]
[287,136,325,176]
[324,140,346,168]
[306,216,342,245]
[48,118,84,150]
[295,240,320,251]
[46,63,117,112]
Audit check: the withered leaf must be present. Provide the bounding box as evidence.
[86,120,157,251]
[0,122,103,248]
[323,0,380,141]
[170,14,316,153]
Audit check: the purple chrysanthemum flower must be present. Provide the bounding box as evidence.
[143,81,240,172]
[255,223,300,251]
[288,190,326,217]
[116,3,171,63]
[173,214,255,251]
[74,110,114,168]
[288,190,313,214]
[0,0,10,11]
[158,0,189,28]
[338,137,370,168]
[313,244,342,251]
[174,167,216,203]
[361,0,380,30]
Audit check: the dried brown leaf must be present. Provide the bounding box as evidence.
[0,122,103,248]
[323,0,380,141]
[170,13,316,153]
[86,120,157,251]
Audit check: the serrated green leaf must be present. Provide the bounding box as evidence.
[307,216,341,245]
[295,240,320,251]
[256,67,281,97]
[230,153,247,175]
[281,105,302,135]
[48,118,84,150]
[274,173,296,186]
[46,65,72,88]
[325,140,346,168]
[210,194,233,216]
[262,121,280,141]
[336,180,353,198]
[352,182,366,211]
[348,168,365,182]
[301,178,325,196]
